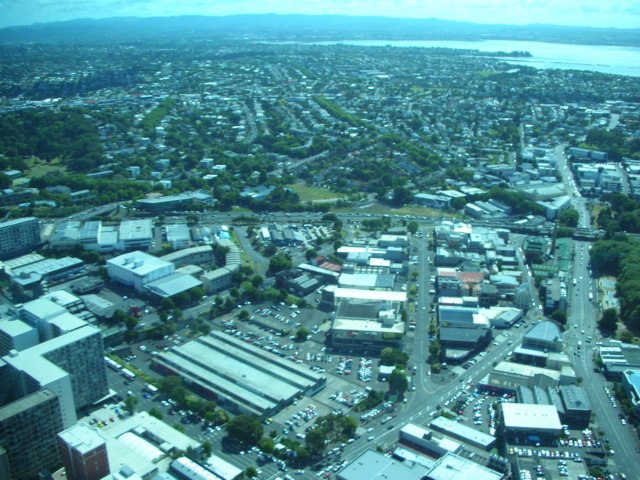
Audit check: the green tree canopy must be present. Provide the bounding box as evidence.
[380,348,409,367]
[599,308,619,334]
[226,415,264,446]
[388,368,408,397]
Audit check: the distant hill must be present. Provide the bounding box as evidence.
[0,14,639,47]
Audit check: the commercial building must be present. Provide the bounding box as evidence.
[107,251,175,293]
[558,385,592,428]
[500,403,562,446]
[118,219,153,251]
[58,423,110,480]
[621,369,640,414]
[153,331,325,419]
[426,452,504,480]
[0,217,41,259]
[135,191,212,212]
[336,449,429,480]
[330,298,405,353]
[200,239,241,294]
[165,224,191,250]
[522,321,563,353]
[144,273,202,300]
[399,423,462,458]
[429,416,496,451]
[161,245,215,269]
[479,361,575,394]
[0,389,64,480]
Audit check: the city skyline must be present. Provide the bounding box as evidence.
[1,0,640,29]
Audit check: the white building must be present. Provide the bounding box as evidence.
[118,219,153,251]
[107,251,174,293]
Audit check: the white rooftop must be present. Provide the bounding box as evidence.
[502,402,562,431]
[58,422,107,455]
[21,298,67,321]
[334,288,406,302]
[108,251,173,277]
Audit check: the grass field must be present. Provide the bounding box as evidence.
[338,202,462,219]
[287,182,346,203]
[26,157,67,177]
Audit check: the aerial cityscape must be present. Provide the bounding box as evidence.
[0,6,639,480]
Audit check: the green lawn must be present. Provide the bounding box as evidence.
[26,157,67,177]
[287,182,346,203]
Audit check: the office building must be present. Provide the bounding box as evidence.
[0,217,41,259]
[58,423,110,480]
[117,219,153,251]
[0,389,64,480]
[107,251,174,293]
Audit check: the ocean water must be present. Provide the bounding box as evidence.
[312,39,640,77]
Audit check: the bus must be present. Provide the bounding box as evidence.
[121,368,136,381]
[104,356,121,371]
[144,383,158,394]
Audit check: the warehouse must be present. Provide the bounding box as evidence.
[153,331,325,419]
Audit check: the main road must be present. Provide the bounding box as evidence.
[555,145,638,478]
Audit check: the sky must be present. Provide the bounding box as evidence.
[1,0,639,29]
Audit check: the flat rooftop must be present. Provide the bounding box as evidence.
[502,402,562,431]
[58,422,106,455]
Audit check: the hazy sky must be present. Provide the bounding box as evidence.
[1,0,639,29]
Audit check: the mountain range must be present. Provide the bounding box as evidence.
[0,14,639,46]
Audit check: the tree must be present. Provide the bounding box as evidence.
[149,407,164,420]
[202,440,213,458]
[380,348,409,367]
[388,368,408,397]
[305,428,326,456]
[245,467,257,478]
[407,222,419,235]
[238,309,250,321]
[599,308,619,334]
[558,208,579,228]
[550,309,567,326]
[305,248,318,261]
[295,327,310,342]
[124,395,138,414]
[226,415,263,446]
[268,253,293,274]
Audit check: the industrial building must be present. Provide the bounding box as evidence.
[107,251,175,293]
[144,273,202,300]
[200,239,241,294]
[0,389,64,480]
[153,331,325,419]
[500,403,562,446]
[429,416,496,451]
[0,217,41,260]
[8,256,85,290]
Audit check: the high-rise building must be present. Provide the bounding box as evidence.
[3,324,109,427]
[58,423,110,480]
[0,389,64,480]
[0,217,41,260]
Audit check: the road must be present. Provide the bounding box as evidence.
[556,145,639,478]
